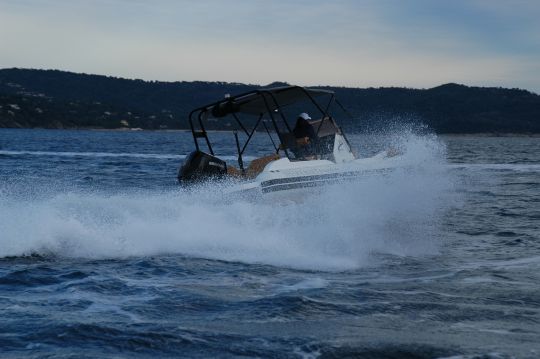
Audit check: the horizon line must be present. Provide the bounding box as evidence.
[1,67,538,95]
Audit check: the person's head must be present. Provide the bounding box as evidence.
[298,113,311,121]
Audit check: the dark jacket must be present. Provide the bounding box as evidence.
[293,118,316,139]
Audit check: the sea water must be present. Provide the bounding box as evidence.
[0,129,538,358]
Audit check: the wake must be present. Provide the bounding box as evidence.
[0,132,458,271]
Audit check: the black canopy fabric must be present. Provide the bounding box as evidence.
[204,86,333,118]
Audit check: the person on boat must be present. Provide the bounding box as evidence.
[293,113,316,141]
[292,113,317,158]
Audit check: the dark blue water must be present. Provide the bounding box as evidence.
[1,129,539,358]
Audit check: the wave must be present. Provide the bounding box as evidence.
[0,132,458,271]
[448,163,540,172]
[0,150,258,162]
[0,150,182,159]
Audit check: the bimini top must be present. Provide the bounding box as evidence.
[198,85,334,118]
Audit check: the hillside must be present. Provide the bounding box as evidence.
[1,68,539,133]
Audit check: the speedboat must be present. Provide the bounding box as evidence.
[177,85,399,198]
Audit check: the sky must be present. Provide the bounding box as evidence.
[0,0,539,92]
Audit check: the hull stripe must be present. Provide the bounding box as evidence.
[260,168,391,193]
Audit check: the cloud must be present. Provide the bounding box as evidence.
[0,0,538,92]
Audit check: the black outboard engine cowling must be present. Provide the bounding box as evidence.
[178,150,228,184]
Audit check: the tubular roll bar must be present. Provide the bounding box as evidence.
[186,86,336,168]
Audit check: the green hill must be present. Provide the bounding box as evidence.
[1,68,539,133]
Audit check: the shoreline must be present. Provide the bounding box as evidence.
[1,127,539,137]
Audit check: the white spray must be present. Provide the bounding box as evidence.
[0,131,457,271]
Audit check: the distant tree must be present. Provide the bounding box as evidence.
[0,68,539,132]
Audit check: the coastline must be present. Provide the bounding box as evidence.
[1,127,539,137]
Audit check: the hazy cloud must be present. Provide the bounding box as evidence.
[0,0,538,92]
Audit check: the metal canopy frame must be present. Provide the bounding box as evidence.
[187,86,342,171]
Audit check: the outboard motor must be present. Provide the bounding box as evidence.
[178,150,228,184]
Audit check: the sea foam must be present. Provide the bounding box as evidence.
[0,131,456,271]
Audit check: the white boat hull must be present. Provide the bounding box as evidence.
[225,150,400,200]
